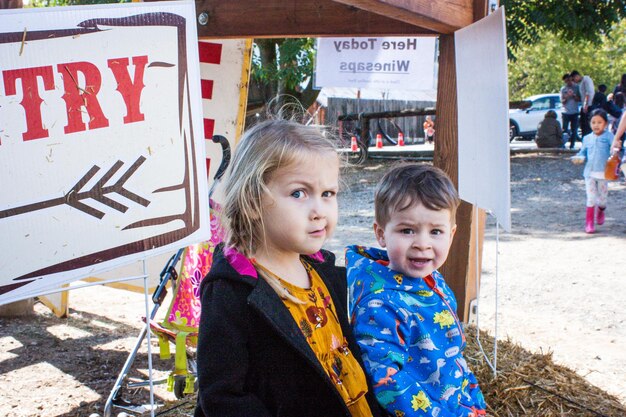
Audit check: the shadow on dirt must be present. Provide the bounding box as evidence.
[0,308,176,416]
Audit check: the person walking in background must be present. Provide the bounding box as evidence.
[613,97,626,147]
[605,92,623,133]
[592,84,608,111]
[571,109,614,234]
[610,105,626,181]
[613,92,625,113]
[560,73,580,148]
[571,70,595,139]
[535,110,564,148]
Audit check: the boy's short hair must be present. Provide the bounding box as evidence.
[374,164,460,227]
[562,73,570,81]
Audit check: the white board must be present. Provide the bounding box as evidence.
[0,1,209,304]
[455,7,511,231]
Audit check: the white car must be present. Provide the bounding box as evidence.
[509,94,562,141]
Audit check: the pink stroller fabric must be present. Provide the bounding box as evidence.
[164,203,223,333]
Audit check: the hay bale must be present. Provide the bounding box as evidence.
[465,325,625,417]
[158,326,626,416]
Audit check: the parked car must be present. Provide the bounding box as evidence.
[509,94,562,141]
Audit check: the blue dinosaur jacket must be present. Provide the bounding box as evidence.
[346,245,486,417]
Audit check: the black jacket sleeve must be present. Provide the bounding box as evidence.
[194,275,272,417]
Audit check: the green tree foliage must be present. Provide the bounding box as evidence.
[503,0,626,54]
[508,19,626,100]
[251,38,317,118]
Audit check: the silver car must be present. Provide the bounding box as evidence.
[509,94,562,141]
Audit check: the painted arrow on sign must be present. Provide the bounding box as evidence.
[0,156,150,220]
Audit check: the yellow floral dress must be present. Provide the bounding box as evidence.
[277,261,373,417]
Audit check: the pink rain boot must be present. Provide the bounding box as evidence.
[596,206,606,225]
[585,206,595,234]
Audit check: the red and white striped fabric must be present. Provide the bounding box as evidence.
[197,39,249,183]
[198,41,222,143]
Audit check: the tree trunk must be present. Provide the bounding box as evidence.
[256,39,278,101]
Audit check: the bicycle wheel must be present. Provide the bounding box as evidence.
[346,134,368,165]
[377,118,406,145]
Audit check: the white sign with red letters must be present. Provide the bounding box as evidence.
[0,1,210,304]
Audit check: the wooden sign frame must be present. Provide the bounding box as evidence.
[174,0,492,321]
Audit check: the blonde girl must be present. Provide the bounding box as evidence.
[194,120,382,417]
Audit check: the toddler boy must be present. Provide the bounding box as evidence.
[347,164,486,417]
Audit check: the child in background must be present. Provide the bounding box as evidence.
[572,109,615,233]
[347,164,486,417]
[423,116,435,144]
[194,120,382,417]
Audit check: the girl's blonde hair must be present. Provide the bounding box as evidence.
[220,119,338,300]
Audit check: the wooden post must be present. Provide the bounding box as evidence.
[185,0,493,322]
[0,298,34,317]
[359,115,371,152]
[434,34,487,323]
[0,0,23,8]
[473,0,490,22]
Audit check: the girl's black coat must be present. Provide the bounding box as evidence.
[194,244,383,417]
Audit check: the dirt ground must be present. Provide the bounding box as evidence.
[1,152,625,416]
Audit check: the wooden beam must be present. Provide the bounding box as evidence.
[332,0,474,34]
[465,207,486,321]
[433,34,469,319]
[190,0,436,38]
[433,36,457,185]
[473,0,489,22]
[441,201,486,322]
[0,0,23,8]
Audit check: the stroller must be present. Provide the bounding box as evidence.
[103,135,230,416]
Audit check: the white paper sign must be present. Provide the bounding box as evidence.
[455,7,511,231]
[315,37,437,90]
[0,1,209,304]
